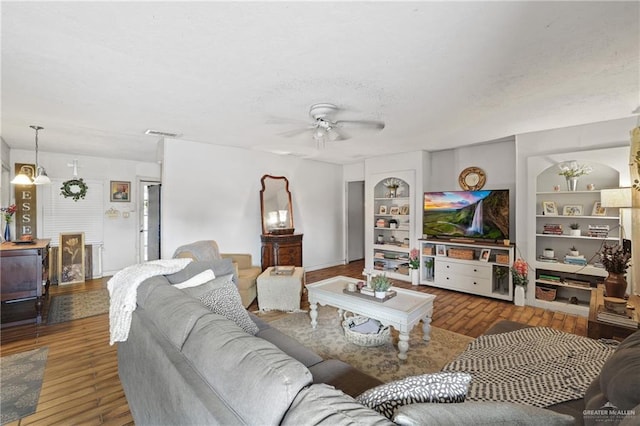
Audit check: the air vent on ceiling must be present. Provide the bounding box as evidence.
[144,129,181,138]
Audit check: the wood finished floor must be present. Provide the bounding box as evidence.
[1,259,588,425]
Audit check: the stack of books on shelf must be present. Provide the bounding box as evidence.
[538,273,561,283]
[543,224,563,235]
[596,305,639,329]
[587,224,610,238]
[564,254,587,266]
[538,255,558,263]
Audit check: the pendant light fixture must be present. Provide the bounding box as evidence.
[11,125,51,185]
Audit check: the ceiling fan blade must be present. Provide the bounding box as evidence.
[335,120,385,130]
[278,126,315,138]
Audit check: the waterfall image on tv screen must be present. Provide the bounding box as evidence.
[423,190,509,240]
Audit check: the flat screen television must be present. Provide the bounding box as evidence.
[423,190,509,241]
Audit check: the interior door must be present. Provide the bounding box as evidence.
[146,184,161,261]
[346,180,365,262]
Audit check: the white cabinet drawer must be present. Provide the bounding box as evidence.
[436,260,491,280]
[437,271,492,295]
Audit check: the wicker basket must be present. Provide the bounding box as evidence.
[448,248,474,260]
[495,254,510,265]
[535,286,557,301]
[342,313,391,347]
[422,247,434,256]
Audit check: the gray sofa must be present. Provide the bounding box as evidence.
[117,261,635,425]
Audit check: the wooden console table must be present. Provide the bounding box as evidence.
[588,284,639,340]
[260,234,303,271]
[0,239,51,327]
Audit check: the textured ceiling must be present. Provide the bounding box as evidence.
[2,1,638,164]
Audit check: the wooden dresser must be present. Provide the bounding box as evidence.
[260,234,303,271]
[1,239,51,327]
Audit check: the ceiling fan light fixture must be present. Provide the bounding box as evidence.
[34,167,51,185]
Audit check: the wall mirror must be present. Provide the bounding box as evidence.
[260,175,294,235]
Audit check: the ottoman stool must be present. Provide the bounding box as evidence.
[257,267,305,312]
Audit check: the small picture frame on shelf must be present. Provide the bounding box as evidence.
[379,205,387,214]
[562,205,583,216]
[592,201,607,216]
[436,244,447,256]
[399,204,410,215]
[479,248,490,262]
[389,206,400,215]
[542,201,558,216]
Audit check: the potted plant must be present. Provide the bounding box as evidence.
[568,246,579,256]
[408,248,420,285]
[568,223,581,236]
[598,244,631,298]
[371,274,392,299]
[494,265,508,292]
[424,257,435,281]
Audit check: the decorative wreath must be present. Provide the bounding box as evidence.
[60,178,88,202]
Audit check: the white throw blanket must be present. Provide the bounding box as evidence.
[107,258,192,345]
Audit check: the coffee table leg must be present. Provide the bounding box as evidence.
[398,332,410,360]
[422,315,432,342]
[309,302,318,329]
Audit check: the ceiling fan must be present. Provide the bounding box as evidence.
[277,103,385,148]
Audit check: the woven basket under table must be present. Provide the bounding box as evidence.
[341,313,391,347]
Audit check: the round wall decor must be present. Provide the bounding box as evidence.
[60,178,88,201]
[458,167,486,190]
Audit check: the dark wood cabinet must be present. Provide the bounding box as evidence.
[261,234,303,271]
[1,239,51,327]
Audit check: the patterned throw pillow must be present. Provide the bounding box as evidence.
[356,372,472,418]
[199,282,259,335]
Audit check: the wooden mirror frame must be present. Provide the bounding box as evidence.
[260,175,294,235]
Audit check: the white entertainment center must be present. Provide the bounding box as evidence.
[418,239,514,301]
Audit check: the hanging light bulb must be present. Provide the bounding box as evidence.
[11,125,51,185]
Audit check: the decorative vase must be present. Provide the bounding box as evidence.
[3,223,10,242]
[514,285,525,306]
[411,269,419,285]
[566,177,579,191]
[375,291,387,299]
[604,272,627,299]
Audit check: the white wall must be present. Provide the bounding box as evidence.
[428,139,517,239]
[9,149,160,275]
[161,138,344,270]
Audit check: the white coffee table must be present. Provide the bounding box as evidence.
[306,276,436,360]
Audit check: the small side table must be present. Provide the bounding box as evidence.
[257,267,305,312]
[588,284,639,340]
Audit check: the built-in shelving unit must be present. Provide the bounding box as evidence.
[419,239,514,301]
[529,152,625,317]
[372,177,412,280]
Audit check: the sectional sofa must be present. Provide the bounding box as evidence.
[116,260,638,425]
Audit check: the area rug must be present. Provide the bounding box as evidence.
[267,305,473,383]
[1,347,48,425]
[47,289,110,324]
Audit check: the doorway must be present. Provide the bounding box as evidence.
[346,180,365,262]
[139,180,161,262]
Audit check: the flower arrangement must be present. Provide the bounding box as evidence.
[408,248,420,269]
[383,178,402,189]
[598,244,631,274]
[1,204,17,224]
[558,161,592,178]
[511,258,529,287]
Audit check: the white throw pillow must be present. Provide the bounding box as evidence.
[173,269,215,289]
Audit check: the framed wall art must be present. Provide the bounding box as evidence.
[479,248,491,262]
[110,181,131,202]
[562,205,583,216]
[542,201,558,216]
[592,202,607,216]
[59,232,85,285]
